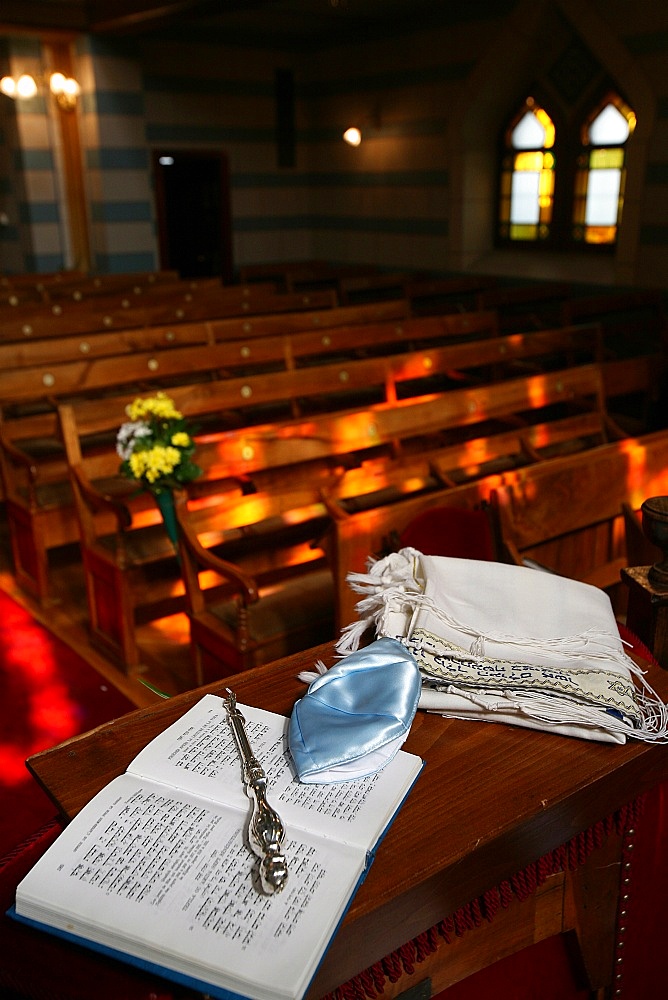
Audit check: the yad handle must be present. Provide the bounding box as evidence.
[224,689,288,894]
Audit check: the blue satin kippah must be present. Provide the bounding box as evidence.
[288,637,421,783]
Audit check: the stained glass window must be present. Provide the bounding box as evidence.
[573,95,636,245]
[498,98,555,242]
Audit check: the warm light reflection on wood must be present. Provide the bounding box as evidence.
[618,438,668,506]
[527,373,550,408]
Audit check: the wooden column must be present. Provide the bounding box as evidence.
[44,39,90,273]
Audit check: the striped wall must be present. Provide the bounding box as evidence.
[77,36,156,274]
[0,101,23,275]
[0,37,67,273]
[133,13,496,274]
[140,33,314,267]
[2,0,668,287]
[0,39,22,274]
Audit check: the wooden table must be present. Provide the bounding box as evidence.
[27,641,668,999]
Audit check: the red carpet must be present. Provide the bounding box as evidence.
[0,588,135,857]
[0,591,199,999]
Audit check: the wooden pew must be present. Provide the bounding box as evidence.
[405,274,499,316]
[0,299,414,379]
[477,281,573,331]
[0,331,619,613]
[0,319,216,373]
[43,273,214,303]
[0,308,498,392]
[237,259,336,288]
[561,287,667,355]
[0,286,337,342]
[0,308,505,408]
[330,427,668,629]
[337,271,420,305]
[0,268,180,299]
[48,360,616,669]
[200,297,411,339]
[237,259,378,293]
[0,269,190,310]
[560,288,668,431]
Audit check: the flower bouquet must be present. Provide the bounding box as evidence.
[116,391,201,547]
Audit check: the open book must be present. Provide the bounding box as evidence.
[12,694,423,1000]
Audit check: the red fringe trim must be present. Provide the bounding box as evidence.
[321,796,646,1000]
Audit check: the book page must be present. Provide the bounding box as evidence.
[16,773,365,1000]
[128,694,422,852]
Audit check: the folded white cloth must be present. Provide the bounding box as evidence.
[337,548,668,744]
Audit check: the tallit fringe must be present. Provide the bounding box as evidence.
[423,682,668,743]
[340,565,634,672]
[297,659,330,685]
[338,550,668,743]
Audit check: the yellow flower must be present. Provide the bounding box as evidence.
[125,392,182,423]
[129,445,181,483]
[171,431,191,448]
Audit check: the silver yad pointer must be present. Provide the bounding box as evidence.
[223,688,288,894]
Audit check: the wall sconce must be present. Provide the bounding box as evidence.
[342,104,382,146]
[343,126,362,146]
[0,71,80,110]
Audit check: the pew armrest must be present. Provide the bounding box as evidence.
[0,430,47,508]
[175,497,259,606]
[70,464,133,531]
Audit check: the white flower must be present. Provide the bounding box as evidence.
[116,420,151,460]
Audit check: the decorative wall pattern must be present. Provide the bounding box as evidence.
[0,1,668,286]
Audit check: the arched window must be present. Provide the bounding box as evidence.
[573,93,636,245]
[498,97,556,242]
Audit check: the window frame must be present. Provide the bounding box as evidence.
[495,86,635,253]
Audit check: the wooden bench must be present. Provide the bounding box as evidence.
[0,268,180,300]
[0,308,498,393]
[331,427,668,628]
[560,288,668,430]
[2,307,608,416]
[237,259,378,293]
[46,358,617,669]
[0,275,230,325]
[0,319,216,375]
[57,402,348,672]
[0,286,337,342]
[0,323,615,611]
[561,287,668,354]
[0,308,505,409]
[0,299,414,380]
[477,281,573,331]
[405,274,499,316]
[337,271,423,305]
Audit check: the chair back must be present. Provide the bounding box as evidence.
[399,504,500,561]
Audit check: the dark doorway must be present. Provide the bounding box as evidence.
[153,149,233,281]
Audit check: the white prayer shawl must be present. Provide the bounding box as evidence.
[337,548,668,744]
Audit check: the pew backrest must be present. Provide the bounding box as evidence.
[331,427,668,626]
[0,286,338,342]
[0,316,600,409]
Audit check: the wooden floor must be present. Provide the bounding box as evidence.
[0,504,197,710]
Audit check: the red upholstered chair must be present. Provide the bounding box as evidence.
[398,496,521,565]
